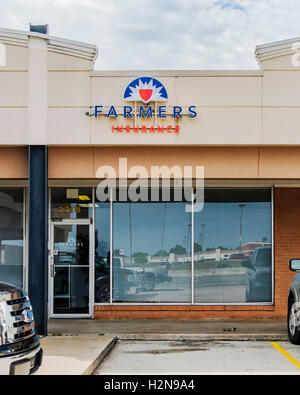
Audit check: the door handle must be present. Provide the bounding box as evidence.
[51,263,56,278]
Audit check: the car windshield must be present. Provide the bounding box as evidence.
[251,248,271,267]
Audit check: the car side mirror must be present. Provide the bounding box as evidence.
[290,259,300,272]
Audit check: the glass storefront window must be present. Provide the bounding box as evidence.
[194,188,272,303]
[94,202,110,303]
[112,189,192,303]
[51,187,92,219]
[0,188,24,288]
[55,186,273,306]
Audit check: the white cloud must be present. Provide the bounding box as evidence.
[0,0,300,69]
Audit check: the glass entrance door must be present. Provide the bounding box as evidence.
[50,221,93,317]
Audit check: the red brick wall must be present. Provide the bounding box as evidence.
[273,188,300,317]
[94,304,276,319]
[94,187,298,320]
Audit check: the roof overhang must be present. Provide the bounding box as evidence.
[0,27,99,62]
[255,36,300,63]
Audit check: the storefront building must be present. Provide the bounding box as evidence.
[0,26,300,334]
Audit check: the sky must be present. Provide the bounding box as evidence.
[111,202,271,255]
[1,0,300,69]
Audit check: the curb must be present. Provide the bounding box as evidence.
[117,334,289,342]
[83,336,118,375]
[49,332,289,342]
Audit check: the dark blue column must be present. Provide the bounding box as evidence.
[28,146,48,336]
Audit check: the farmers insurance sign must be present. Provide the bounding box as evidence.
[93,77,197,134]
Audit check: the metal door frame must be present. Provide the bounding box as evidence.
[49,219,94,318]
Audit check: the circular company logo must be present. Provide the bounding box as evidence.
[124,77,168,103]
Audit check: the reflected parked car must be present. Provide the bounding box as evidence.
[243,246,272,302]
[141,263,172,291]
[95,257,137,302]
[114,257,172,292]
[229,253,248,260]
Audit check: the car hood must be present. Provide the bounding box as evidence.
[291,273,300,288]
[0,282,21,293]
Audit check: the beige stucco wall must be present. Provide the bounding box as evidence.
[0,44,28,71]
[89,73,263,145]
[0,44,28,143]
[47,51,93,71]
[44,65,300,146]
[1,33,300,149]
[259,52,300,70]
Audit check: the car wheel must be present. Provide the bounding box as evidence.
[96,285,110,303]
[142,274,155,291]
[288,299,300,344]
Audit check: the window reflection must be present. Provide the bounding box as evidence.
[112,201,191,303]
[94,202,110,303]
[194,189,272,303]
[93,187,272,305]
[0,188,24,288]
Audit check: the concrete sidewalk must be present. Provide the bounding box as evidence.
[36,335,117,375]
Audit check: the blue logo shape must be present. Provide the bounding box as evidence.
[124,77,168,103]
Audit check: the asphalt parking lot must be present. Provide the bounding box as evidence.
[95,340,300,375]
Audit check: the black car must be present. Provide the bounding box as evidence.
[95,257,137,302]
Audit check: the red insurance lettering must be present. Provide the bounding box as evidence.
[116,126,123,133]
